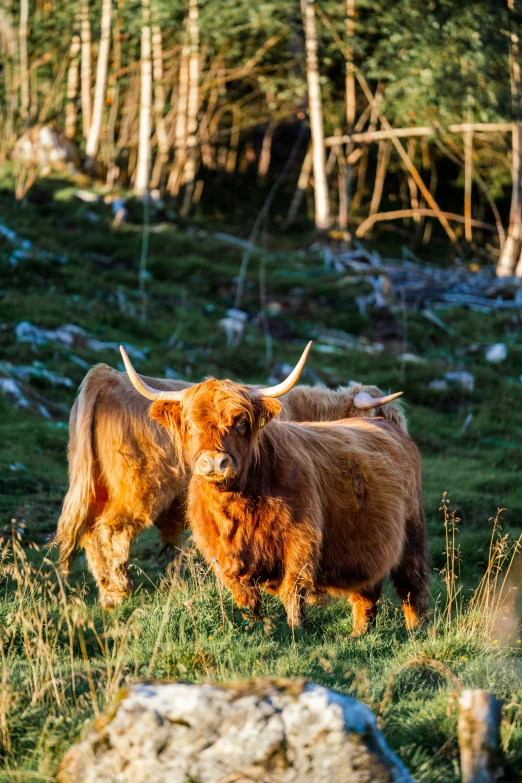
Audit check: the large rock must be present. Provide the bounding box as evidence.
[12,125,80,173]
[57,679,413,783]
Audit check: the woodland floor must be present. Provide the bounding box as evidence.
[1,175,522,781]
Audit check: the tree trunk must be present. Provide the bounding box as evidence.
[80,0,92,139]
[149,25,170,190]
[85,0,112,172]
[406,138,420,224]
[226,105,240,174]
[105,11,121,187]
[258,121,276,178]
[134,0,152,197]
[199,85,219,169]
[181,0,200,216]
[167,41,190,195]
[301,0,330,230]
[351,83,382,214]
[464,92,474,243]
[337,144,349,230]
[19,0,29,123]
[282,143,313,229]
[65,27,81,139]
[345,0,355,130]
[369,139,391,216]
[497,2,522,276]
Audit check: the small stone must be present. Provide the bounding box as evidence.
[445,371,475,392]
[400,353,426,364]
[429,379,449,392]
[485,343,508,363]
[75,189,99,203]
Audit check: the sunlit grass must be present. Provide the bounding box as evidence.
[0,505,521,782]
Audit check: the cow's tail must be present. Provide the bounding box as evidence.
[54,365,111,577]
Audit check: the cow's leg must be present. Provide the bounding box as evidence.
[219,572,261,618]
[97,522,137,608]
[391,511,430,630]
[279,539,316,628]
[81,512,146,608]
[349,580,383,637]
[81,526,110,599]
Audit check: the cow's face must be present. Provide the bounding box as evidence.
[151,379,282,486]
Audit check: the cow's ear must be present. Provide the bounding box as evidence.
[257,397,282,427]
[150,400,182,430]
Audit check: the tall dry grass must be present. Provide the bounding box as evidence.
[0,502,520,779]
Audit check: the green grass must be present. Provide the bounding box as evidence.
[1,174,522,781]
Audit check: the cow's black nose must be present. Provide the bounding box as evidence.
[217,453,234,472]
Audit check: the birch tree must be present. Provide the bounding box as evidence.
[167,40,190,195]
[135,0,152,197]
[80,0,92,139]
[258,121,276,178]
[345,0,355,131]
[301,0,330,229]
[181,0,200,215]
[65,26,81,139]
[85,0,112,172]
[497,0,521,276]
[149,24,170,189]
[19,0,29,122]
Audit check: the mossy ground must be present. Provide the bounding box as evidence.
[1,175,522,782]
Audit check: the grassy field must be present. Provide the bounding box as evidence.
[1,176,522,781]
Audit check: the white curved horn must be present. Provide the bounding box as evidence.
[353,390,403,410]
[257,341,313,398]
[120,345,186,402]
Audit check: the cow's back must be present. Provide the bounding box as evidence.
[264,417,421,588]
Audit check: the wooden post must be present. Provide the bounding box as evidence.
[458,689,503,783]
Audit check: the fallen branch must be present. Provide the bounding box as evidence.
[356,209,496,238]
[325,126,433,146]
[325,123,513,147]
[448,122,512,133]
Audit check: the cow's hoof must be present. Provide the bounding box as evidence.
[100,590,130,609]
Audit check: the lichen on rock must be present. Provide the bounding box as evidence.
[57,678,413,783]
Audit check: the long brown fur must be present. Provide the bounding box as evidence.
[151,379,429,634]
[55,365,407,608]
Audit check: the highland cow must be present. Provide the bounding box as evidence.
[122,344,429,635]
[55,358,404,609]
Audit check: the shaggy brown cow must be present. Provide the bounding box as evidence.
[122,344,429,635]
[55,360,404,609]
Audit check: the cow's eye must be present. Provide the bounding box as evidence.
[236,418,248,434]
[186,420,197,434]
